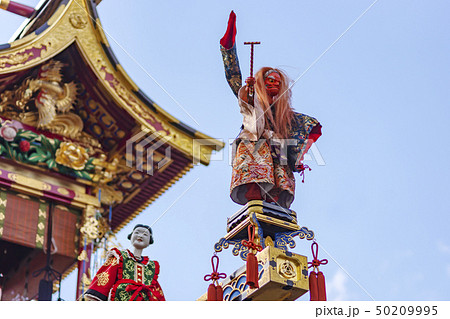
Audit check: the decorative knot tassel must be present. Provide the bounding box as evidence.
[317,271,327,301]
[246,252,259,289]
[241,224,262,289]
[207,284,223,301]
[204,254,227,301]
[207,283,218,301]
[309,271,318,301]
[308,242,328,301]
[215,285,224,301]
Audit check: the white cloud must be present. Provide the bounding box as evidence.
[326,268,349,301]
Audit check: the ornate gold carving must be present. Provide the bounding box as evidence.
[279,260,297,279]
[80,205,100,240]
[0,59,90,142]
[69,12,87,29]
[79,205,110,241]
[16,111,98,146]
[80,216,99,240]
[96,215,109,238]
[0,0,222,165]
[92,154,119,184]
[0,51,33,68]
[29,60,78,127]
[55,142,89,170]
[24,112,84,139]
[96,184,123,206]
[264,236,275,247]
[0,80,27,112]
[0,42,48,71]
[85,204,96,217]
[82,273,92,286]
[78,249,88,261]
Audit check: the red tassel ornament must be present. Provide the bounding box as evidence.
[216,284,224,301]
[246,252,259,289]
[317,271,327,301]
[308,242,328,301]
[204,255,226,301]
[241,224,263,289]
[207,283,224,301]
[207,283,217,301]
[309,271,319,301]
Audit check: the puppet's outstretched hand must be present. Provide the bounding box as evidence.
[220,11,237,50]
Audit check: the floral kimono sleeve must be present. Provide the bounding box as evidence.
[83,249,120,301]
[288,113,322,172]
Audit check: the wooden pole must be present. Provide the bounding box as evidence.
[243,41,260,105]
[0,0,35,18]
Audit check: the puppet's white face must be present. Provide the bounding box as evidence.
[130,227,151,249]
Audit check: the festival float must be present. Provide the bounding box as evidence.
[199,11,328,301]
[0,0,224,301]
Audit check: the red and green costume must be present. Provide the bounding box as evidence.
[84,248,165,301]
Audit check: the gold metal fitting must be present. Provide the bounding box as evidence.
[0,0,10,10]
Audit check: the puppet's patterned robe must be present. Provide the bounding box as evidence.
[221,45,322,208]
[83,248,165,301]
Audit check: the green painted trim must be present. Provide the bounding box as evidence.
[35,201,48,249]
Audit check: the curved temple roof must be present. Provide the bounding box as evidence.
[0,0,224,165]
[0,0,225,300]
[0,0,224,232]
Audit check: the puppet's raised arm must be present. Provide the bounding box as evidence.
[220,11,242,97]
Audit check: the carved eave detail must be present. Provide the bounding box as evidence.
[0,0,224,165]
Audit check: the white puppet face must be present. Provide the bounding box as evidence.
[130,227,152,249]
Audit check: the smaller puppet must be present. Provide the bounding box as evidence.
[82,224,165,301]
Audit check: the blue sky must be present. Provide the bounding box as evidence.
[1,0,450,301]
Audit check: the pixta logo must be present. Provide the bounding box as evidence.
[228,138,325,167]
[126,131,171,176]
